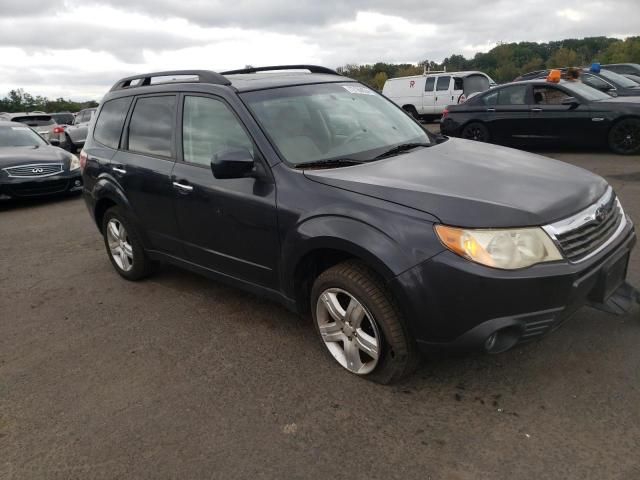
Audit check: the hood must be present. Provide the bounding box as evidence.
[0,145,72,168]
[304,139,607,228]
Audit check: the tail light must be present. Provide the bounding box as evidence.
[53,126,66,134]
[79,149,88,171]
[442,108,449,119]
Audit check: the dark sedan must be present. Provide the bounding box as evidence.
[0,121,83,200]
[440,78,640,154]
[515,66,640,97]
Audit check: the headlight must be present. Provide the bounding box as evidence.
[435,225,562,269]
[69,154,80,171]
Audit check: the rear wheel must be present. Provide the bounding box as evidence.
[311,260,419,384]
[102,206,152,281]
[608,118,640,155]
[461,122,490,142]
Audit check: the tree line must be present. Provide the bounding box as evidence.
[337,36,640,90]
[0,89,98,114]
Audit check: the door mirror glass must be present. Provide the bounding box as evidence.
[211,148,254,179]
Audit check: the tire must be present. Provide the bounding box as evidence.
[608,118,640,155]
[311,260,419,384]
[461,122,490,142]
[65,134,77,153]
[101,206,152,281]
[403,105,420,120]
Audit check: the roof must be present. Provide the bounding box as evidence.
[0,120,25,127]
[226,72,355,92]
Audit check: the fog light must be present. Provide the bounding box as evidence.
[74,180,81,186]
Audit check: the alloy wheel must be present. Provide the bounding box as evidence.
[612,120,640,154]
[315,288,381,375]
[106,218,134,272]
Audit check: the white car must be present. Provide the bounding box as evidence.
[382,71,496,121]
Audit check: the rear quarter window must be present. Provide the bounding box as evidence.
[94,97,133,149]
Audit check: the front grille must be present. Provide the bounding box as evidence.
[8,179,69,197]
[543,187,626,263]
[3,163,64,178]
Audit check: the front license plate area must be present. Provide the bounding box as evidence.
[589,252,629,303]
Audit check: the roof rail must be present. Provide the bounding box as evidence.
[220,65,340,76]
[109,70,231,91]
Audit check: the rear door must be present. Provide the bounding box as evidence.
[112,94,183,256]
[433,75,452,113]
[171,93,279,288]
[486,84,531,143]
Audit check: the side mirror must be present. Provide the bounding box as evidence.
[49,138,60,146]
[211,148,254,179]
[608,89,618,97]
[561,97,580,107]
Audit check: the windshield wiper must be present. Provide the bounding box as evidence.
[373,142,430,160]
[294,158,364,169]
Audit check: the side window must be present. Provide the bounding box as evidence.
[497,85,528,105]
[481,90,499,106]
[436,76,451,91]
[94,97,132,149]
[453,77,464,91]
[424,77,435,92]
[182,96,254,167]
[532,86,570,105]
[582,74,612,91]
[128,95,176,158]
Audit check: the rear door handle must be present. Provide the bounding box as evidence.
[531,108,543,112]
[173,181,194,193]
[112,166,126,174]
[486,108,495,112]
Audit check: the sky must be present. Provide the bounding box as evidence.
[0,0,638,101]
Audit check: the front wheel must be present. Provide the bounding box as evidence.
[461,122,490,142]
[311,261,419,384]
[608,119,640,155]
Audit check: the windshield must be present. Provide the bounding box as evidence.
[0,125,48,147]
[241,82,430,166]
[562,81,612,101]
[599,69,639,88]
[11,116,54,127]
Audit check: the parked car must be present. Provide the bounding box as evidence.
[515,65,640,97]
[1,113,65,145]
[382,71,495,120]
[622,74,640,85]
[50,111,75,126]
[82,66,636,383]
[441,74,640,154]
[0,120,82,199]
[602,63,640,76]
[65,108,96,152]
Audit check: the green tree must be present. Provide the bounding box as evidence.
[546,47,579,68]
[372,71,388,91]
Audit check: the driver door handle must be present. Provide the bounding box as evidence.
[173,181,194,193]
[486,108,495,112]
[531,108,543,112]
[112,166,126,174]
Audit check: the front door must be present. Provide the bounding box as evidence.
[171,94,279,288]
[528,85,595,145]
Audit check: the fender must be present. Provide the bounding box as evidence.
[89,175,150,247]
[280,214,434,300]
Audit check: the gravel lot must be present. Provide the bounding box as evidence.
[1,148,639,479]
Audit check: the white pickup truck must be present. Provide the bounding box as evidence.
[382,71,495,120]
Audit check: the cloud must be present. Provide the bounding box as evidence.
[0,0,638,99]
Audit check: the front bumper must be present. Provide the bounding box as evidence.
[0,171,83,199]
[391,219,637,354]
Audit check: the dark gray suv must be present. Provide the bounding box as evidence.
[81,66,637,383]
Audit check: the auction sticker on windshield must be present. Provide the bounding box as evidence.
[342,85,376,95]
